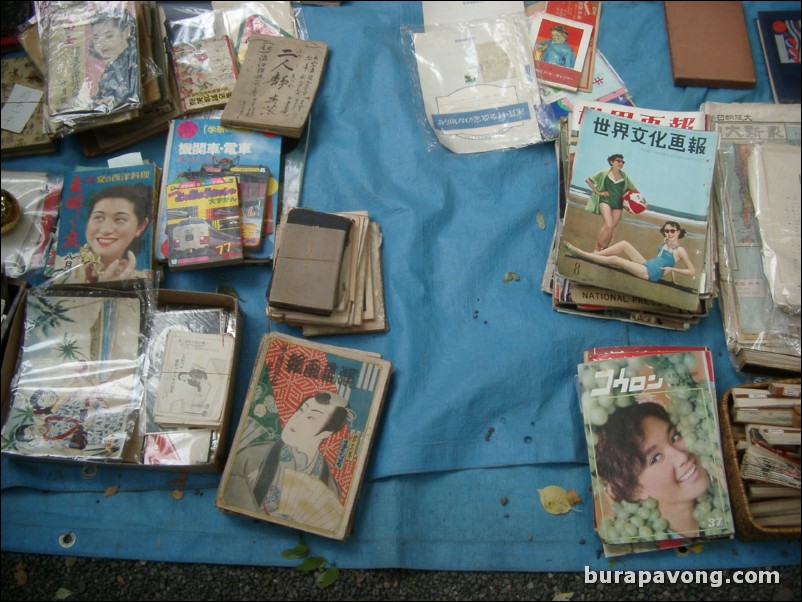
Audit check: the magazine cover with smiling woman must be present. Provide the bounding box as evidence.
[577,348,735,557]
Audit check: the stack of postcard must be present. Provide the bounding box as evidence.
[542,101,717,329]
[577,345,736,557]
[702,102,801,374]
[267,208,388,337]
[216,331,392,540]
[141,301,239,468]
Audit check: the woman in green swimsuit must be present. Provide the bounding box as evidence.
[585,154,642,252]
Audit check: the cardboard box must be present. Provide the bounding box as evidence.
[0,288,241,472]
[149,289,243,472]
[1,279,27,426]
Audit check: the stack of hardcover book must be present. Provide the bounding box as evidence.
[543,101,716,330]
[266,208,388,336]
[577,345,736,557]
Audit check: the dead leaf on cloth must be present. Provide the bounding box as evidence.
[104,485,120,497]
[14,561,27,585]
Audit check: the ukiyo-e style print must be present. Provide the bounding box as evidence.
[1,291,144,461]
[217,333,391,540]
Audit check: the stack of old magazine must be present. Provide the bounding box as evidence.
[542,101,717,330]
[701,102,801,374]
[577,345,736,557]
[266,207,388,336]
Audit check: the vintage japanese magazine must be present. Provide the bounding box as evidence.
[216,332,392,540]
[556,113,717,312]
[577,348,735,557]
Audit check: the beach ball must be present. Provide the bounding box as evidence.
[622,189,647,214]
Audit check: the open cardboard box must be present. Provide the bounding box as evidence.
[1,288,242,472]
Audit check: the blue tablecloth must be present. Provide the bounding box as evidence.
[2,1,799,570]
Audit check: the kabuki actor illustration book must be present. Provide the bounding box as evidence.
[556,112,717,312]
[1,290,144,461]
[216,332,392,540]
[577,348,736,557]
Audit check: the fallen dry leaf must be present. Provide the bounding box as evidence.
[536,210,546,230]
[170,489,185,500]
[553,592,574,601]
[116,575,125,585]
[538,485,573,515]
[503,271,521,283]
[104,485,120,497]
[54,587,73,600]
[14,561,27,586]
[64,557,76,568]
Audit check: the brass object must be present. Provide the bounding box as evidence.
[1,189,21,235]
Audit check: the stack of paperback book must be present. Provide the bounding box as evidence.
[266,208,388,336]
[730,383,801,529]
[157,111,283,267]
[543,101,717,330]
[577,345,736,557]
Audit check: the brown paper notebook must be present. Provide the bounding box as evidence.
[664,1,756,89]
[268,209,353,315]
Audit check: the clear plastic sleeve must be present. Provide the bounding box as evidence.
[0,285,153,463]
[402,15,556,154]
[1,171,63,277]
[36,1,143,134]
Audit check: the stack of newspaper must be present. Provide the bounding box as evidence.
[701,102,801,374]
[542,100,717,330]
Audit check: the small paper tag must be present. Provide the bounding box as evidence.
[1,84,43,134]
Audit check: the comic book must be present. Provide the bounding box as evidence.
[216,332,392,540]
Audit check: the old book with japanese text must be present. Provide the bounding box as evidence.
[221,35,328,138]
[216,332,392,540]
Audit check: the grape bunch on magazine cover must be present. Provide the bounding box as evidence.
[577,347,735,557]
[216,332,392,540]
